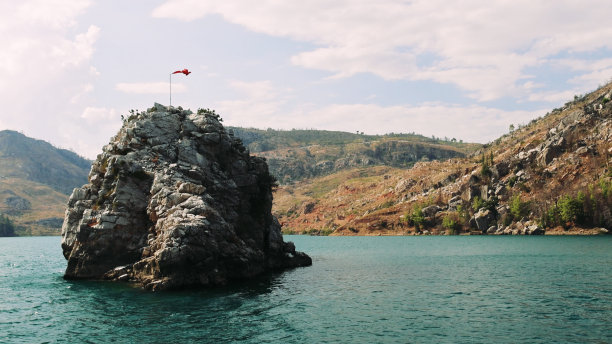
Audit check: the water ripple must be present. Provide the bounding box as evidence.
[0,236,611,343]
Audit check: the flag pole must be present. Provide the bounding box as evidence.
[169,69,190,109]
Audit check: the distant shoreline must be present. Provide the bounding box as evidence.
[4,229,609,238]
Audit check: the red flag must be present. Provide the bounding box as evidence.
[172,69,191,75]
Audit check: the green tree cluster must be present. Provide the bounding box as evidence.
[404,204,426,230]
[540,178,612,229]
[509,195,530,221]
[0,214,16,237]
[501,194,530,226]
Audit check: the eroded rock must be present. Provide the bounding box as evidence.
[61,104,311,290]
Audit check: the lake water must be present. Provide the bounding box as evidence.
[1,236,611,343]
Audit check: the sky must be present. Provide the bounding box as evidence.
[1,0,612,159]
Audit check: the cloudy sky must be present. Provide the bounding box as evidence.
[2,0,612,159]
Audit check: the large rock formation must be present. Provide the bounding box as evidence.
[61,104,311,290]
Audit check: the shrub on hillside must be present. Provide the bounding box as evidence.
[472,196,485,212]
[472,196,498,214]
[404,204,426,230]
[442,212,462,234]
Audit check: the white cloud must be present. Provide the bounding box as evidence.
[55,25,100,67]
[81,107,118,121]
[153,0,612,101]
[299,103,542,143]
[0,1,96,88]
[0,0,104,159]
[12,0,92,29]
[227,100,543,143]
[527,90,577,103]
[70,83,94,104]
[116,82,186,94]
[59,113,122,159]
[216,80,542,143]
[89,66,100,76]
[215,80,285,123]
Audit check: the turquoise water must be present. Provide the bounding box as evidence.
[1,236,611,343]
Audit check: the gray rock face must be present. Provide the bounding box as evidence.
[537,130,567,166]
[473,208,495,232]
[61,105,311,290]
[422,205,441,218]
[448,195,462,211]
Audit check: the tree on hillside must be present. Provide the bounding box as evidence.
[0,214,16,237]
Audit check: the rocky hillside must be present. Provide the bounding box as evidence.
[274,83,612,236]
[0,130,90,235]
[230,127,479,184]
[61,104,310,290]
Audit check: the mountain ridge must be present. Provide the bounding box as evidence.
[230,127,480,184]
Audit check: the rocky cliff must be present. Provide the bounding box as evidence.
[61,104,311,290]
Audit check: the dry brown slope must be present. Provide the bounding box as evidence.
[274,82,612,235]
[0,178,68,235]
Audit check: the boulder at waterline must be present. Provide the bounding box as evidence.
[61,104,311,290]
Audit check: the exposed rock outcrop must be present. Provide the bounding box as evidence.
[473,208,495,232]
[61,104,311,290]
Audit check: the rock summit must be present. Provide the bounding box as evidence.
[61,104,311,290]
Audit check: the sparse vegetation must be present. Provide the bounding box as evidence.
[507,175,518,188]
[303,228,334,236]
[121,109,140,123]
[471,196,498,214]
[273,81,612,236]
[197,108,222,121]
[480,151,493,177]
[378,200,395,209]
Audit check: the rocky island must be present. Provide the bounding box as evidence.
[61,104,311,290]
